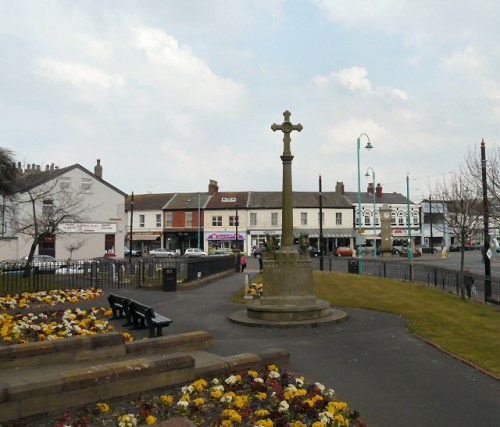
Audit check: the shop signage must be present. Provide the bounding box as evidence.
[206,232,245,241]
[59,223,117,233]
[249,230,281,235]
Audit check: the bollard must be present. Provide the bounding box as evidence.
[244,273,252,299]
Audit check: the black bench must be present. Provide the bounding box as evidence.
[107,293,133,326]
[128,300,172,338]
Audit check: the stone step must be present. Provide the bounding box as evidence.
[0,332,289,424]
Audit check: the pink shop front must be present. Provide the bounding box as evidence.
[206,231,246,252]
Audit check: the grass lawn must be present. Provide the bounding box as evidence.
[232,271,500,378]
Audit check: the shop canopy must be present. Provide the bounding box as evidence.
[293,228,357,238]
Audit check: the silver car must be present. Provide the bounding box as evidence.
[149,248,176,257]
[184,248,208,257]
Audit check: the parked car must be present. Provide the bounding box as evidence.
[400,247,422,257]
[149,248,176,257]
[420,246,438,254]
[124,247,141,257]
[308,246,321,257]
[391,245,405,255]
[23,255,61,272]
[336,247,353,257]
[184,248,208,257]
[448,244,460,252]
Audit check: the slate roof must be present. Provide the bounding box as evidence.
[125,193,175,211]
[10,164,126,197]
[247,191,353,209]
[163,192,213,210]
[204,192,250,210]
[342,191,411,205]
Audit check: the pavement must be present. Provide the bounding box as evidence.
[108,256,499,427]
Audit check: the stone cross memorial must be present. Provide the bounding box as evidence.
[229,110,346,327]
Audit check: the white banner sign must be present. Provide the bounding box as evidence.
[59,223,117,234]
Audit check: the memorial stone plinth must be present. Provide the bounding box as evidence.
[229,111,347,327]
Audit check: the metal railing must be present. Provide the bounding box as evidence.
[0,255,238,295]
[323,256,500,304]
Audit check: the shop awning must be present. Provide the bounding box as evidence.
[132,234,160,241]
[293,228,357,238]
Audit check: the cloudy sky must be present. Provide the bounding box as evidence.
[1,0,498,200]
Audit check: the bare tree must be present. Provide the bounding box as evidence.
[433,171,484,299]
[0,147,17,195]
[65,239,86,260]
[5,175,88,276]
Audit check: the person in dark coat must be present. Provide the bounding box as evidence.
[463,268,474,298]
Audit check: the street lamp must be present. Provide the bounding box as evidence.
[234,203,239,251]
[365,167,377,257]
[357,133,373,273]
[129,192,134,263]
[406,174,413,261]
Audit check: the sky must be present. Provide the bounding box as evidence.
[1,0,499,201]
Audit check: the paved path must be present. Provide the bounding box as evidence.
[112,256,499,427]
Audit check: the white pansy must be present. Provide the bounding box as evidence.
[268,371,280,379]
[315,382,325,392]
[278,400,289,412]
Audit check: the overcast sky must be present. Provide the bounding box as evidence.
[1,0,498,200]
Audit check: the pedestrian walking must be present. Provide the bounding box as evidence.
[463,268,474,299]
[240,255,247,272]
[257,253,263,272]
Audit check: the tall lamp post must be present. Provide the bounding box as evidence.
[357,133,373,273]
[129,192,134,263]
[365,167,377,257]
[406,174,413,261]
[197,192,201,249]
[234,203,239,251]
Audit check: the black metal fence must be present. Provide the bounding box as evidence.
[0,255,238,296]
[322,256,500,304]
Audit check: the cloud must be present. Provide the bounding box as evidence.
[36,58,125,88]
[313,67,372,94]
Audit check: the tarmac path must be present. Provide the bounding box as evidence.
[112,256,499,427]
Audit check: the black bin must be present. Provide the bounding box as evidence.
[348,259,359,274]
[162,267,177,292]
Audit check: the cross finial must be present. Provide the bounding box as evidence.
[271,110,303,155]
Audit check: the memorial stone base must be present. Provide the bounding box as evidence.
[229,247,348,328]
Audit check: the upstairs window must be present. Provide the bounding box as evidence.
[139,214,145,228]
[59,177,71,189]
[391,212,397,225]
[250,213,257,226]
[212,216,222,226]
[364,211,371,226]
[301,212,307,225]
[166,212,173,227]
[271,212,278,226]
[336,212,342,225]
[156,214,162,227]
[81,178,93,191]
[186,212,193,227]
[42,200,53,218]
[317,212,325,225]
[229,215,239,226]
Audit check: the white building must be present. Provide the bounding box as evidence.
[0,160,127,260]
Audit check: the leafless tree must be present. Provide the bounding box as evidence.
[65,239,86,260]
[433,171,484,299]
[5,175,88,276]
[0,147,17,195]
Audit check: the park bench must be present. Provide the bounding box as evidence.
[128,300,173,338]
[107,293,133,326]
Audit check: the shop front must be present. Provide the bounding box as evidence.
[248,230,282,256]
[206,231,246,253]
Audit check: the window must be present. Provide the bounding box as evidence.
[398,212,405,226]
[139,214,145,228]
[271,212,278,226]
[317,212,324,225]
[374,212,379,226]
[105,234,115,254]
[42,200,53,218]
[301,212,307,225]
[212,216,222,226]
[412,211,419,226]
[391,212,397,225]
[81,178,93,191]
[336,212,342,225]
[156,214,162,227]
[250,213,257,226]
[229,215,239,226]
[166,212,173,227]
[186,212,192,227]
[59,177,71,189]
[364,211,371,225]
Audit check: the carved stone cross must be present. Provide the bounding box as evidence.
[271,110,303,155]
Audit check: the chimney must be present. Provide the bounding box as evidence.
[367,182,374,194]
[208,179,219,195]
[376,183,383,198]
[335,181,345,195]
[45,165,50,171]
[94,159,103,179]
[50,163,54,171]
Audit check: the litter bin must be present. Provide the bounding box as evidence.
[162,267,177,292]
[348,259,359,274]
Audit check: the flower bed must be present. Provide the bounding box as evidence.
[12,365,364,426]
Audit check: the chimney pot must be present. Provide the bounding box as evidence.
[94,159,103,178]
[376,183,383,198]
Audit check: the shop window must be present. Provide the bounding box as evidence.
[105,234,115,254]
[250,212,257,226]
[212,216,222,226]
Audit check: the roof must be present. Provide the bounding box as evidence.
[204,192,250,210]
[163,192,213,210]
[247,191,353,209]
[342,191,412,205]
[125,193,175,211]
[10,164,127,197]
